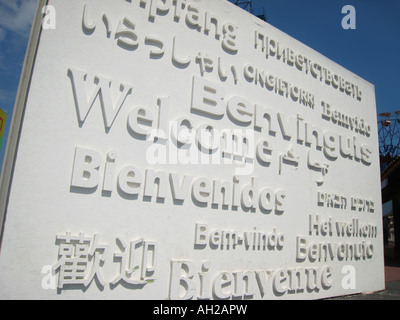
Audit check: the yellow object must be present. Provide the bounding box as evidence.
[0,108,6,148]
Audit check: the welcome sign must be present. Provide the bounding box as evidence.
[0,0,384,299]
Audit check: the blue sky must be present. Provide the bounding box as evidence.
[0,0,399,171]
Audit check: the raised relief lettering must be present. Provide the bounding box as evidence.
[254,30,362,101]
[53,232,157,290]
[68,68,133,130]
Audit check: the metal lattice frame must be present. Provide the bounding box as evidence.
[234,0,267,21]
[378,111,400,162]
[234,0,253,12]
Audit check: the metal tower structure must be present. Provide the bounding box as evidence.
[233,0,267,21]
[378,111,400,166]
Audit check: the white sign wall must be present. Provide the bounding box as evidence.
[0,0,384,299]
